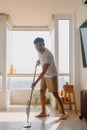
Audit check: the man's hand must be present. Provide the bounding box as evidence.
[31,81,37,90]
[31,63,50,90]
[36,60,40,66]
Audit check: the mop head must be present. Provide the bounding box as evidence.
[23,100,31,128]
[23,121,31,128]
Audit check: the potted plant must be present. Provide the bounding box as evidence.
[45,97,50,104]
[34,92,40,104]
[34,92,50,104]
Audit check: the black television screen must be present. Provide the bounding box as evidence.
[80,20,87,67]
[84,0,87,4]
[82,0,87,4]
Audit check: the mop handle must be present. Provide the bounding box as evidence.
[29,64,37,104]
[32,64,37,83]
[26,64,37,121]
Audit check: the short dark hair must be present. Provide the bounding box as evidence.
[33,37,44,44]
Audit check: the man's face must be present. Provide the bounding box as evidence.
[35,43,45,53]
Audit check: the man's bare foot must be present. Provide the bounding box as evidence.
[35,112,49,118]
[59,112,69,120]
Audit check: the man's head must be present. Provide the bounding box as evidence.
[33,37,45,53]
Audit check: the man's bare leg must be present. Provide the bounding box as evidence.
[35,89,49,117]
[52,92,65,114]
[53,92,68,119]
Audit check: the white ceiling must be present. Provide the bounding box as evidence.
[0,0,81,27]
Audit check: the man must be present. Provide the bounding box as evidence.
[32,37,68,119]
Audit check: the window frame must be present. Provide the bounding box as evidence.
[54,14,73,87]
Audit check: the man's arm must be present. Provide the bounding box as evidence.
[32,63,50,89]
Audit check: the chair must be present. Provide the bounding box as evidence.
[61,84,77,113]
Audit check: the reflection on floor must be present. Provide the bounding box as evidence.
[0,105,87,130]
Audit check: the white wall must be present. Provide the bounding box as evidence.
[10,89,50,105]
[76,4,87,90]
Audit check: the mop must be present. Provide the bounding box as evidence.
[23,64,37,128]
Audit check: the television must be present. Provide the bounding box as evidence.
[84,0,87,4]
[80,20,87,68]
[82,0,87,4]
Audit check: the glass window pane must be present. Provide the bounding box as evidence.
[11,31,50,73]
[8,77,40,90]
[58,20,69,73]
[58,76,70,90]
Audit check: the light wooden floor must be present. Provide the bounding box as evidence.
[0,105,87,130]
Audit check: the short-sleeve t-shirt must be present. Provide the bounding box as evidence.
[38,47,57,77]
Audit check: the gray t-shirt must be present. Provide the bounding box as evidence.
[38,47,57,77]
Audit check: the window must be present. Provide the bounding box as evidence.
[58,20,69,73]
[8,77,40,90]
[7,30,50,89]
[10,30,50,74]
[58,19,70,90]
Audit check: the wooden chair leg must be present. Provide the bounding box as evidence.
[73,92,77,113]
[69,93,72,109]
[55,100,58,109]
